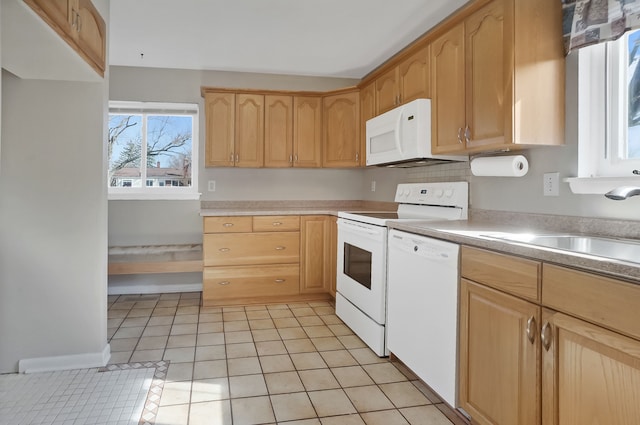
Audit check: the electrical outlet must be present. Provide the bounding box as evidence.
[208,180,216,192]
[543,172,559,196]
[371,181,376,192]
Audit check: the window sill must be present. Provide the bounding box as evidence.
[564,177,640,195]
[108,192,202,201]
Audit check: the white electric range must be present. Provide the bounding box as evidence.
[335,182,469,356]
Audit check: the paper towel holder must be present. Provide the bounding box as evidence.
[469,154,529,177]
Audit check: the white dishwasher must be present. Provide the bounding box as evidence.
[387,229,460,408]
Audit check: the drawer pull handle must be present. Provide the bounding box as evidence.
[541,322,552,351]
[272,222,282,226]
[219,248,230,252]
[274,279,286,283]
[526,316,536,344]
[223,223,234,227]
[275,246,286,250]
[218,281,231,286]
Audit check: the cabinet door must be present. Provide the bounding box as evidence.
[431,23,466,154]
[235,94,264,167]
[264,95,293,168]
[541,310,640,425]
[293,96,322,168]
[73,0,106,74]
[299,216,332,294]
[459,279,540,425]
[375,68,399,114]
[465,0,510,150]
[322,91,360,168]
[399,45,430,104]
[360,82,376,167]
[204,92,235,167]
[25,0,73,35]
[328,216,338,298]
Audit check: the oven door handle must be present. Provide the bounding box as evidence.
[338,220,383,236]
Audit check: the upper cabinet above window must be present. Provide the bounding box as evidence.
[24,0,106,76]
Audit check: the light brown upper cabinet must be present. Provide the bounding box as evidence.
[235,94,265,167]
[264,95,294,168]
[431,23,467,154]
[431,0,564,154]
[322,90,362,168]
[24,0,106,76]
[204,92,264,167]
[375,45,431,115]
[204,92,236,167]
[292,96,323,168]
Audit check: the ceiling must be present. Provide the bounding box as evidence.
[109,0,468,79]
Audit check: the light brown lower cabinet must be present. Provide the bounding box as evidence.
[300,216,332,294]
[458,279,540,425]
[202,215,335,306]
[541,310,640,425]
[460,246,640,425]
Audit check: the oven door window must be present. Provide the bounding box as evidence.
[344,243,372,290]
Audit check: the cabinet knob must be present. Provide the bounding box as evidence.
[355,152,359,162]
[294,154,298,162]
[272,222,282,226]
[541,322,552,351]
[275,246,286,251]
[219,248,230,252]
[464,125,471,144]
[526,316,536,344]
[235,154,239,163]
[223,223,234,227]
[218,281,231,285]
[274,279,286,283]
[457,127,463,144]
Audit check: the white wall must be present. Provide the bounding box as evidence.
[0,0,109,373]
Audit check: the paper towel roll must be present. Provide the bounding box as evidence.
[470,155,529,177]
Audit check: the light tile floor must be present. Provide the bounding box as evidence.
[107,292,464,425]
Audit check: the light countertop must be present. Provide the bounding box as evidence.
[389,217,640,284]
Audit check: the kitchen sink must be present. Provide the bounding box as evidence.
[481,234,640,264]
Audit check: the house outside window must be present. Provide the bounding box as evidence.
[108,101,199,200]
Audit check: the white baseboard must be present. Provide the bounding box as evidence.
[19,344,111,374]
[108,282,203,295]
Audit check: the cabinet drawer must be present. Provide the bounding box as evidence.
[203,216,253,233]
[203,264,300,300]
[253,215,300,232]
[461,246,541,302]
[543,264,640,340]
[203,232,300,266]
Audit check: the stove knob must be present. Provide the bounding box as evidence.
[445,189,454,198]
[435,189,444,198]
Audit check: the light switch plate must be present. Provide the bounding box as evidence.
[208,180,216,192]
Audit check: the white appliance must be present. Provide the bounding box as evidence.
[365,99,468,167]
[387,229,460,408]
[336,182,468,356]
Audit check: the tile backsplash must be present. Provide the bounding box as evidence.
[404,162,471,183]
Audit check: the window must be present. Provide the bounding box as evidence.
[569,29,640,194]
[108,101,199,200]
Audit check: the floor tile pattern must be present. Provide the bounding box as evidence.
[0,366,153,425]
[106,292,462,425]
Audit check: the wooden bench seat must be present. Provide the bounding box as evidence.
[108,244,203,275]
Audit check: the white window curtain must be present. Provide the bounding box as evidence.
[563,0,640,54]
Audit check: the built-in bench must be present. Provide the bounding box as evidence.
[108,244,203,275]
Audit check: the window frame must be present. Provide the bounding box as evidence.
[569,32,640,194]
[108,101,200,201]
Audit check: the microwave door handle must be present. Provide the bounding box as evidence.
[394,109,404,156]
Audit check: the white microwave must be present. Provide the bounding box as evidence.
[365,98,468,167]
